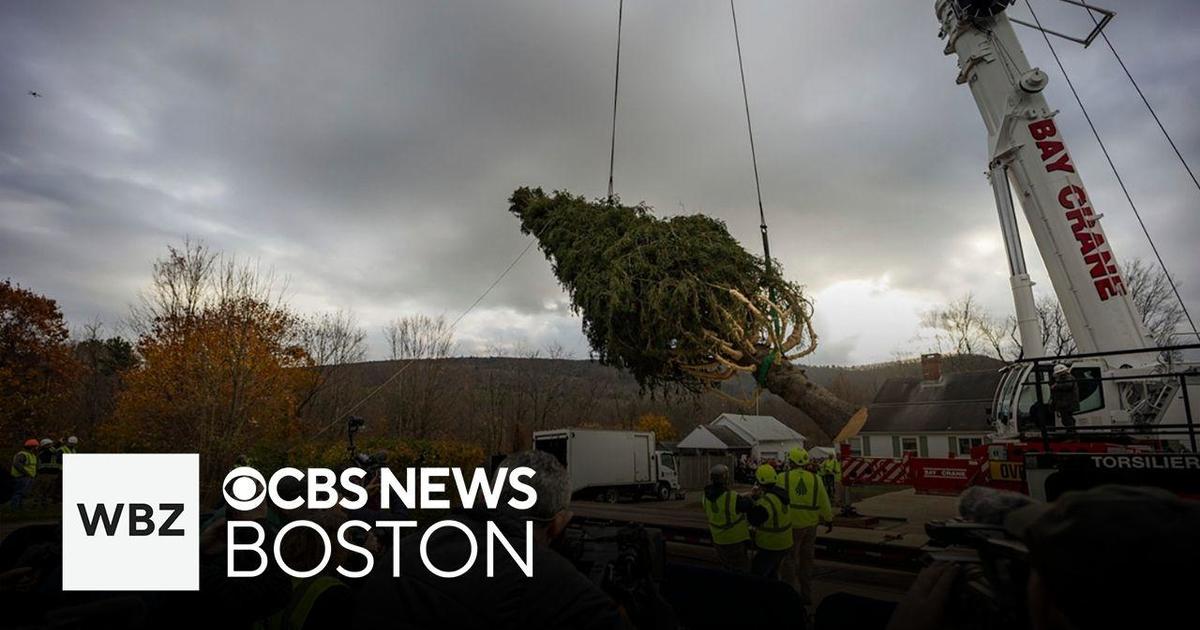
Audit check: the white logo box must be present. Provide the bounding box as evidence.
[62,453,199,591]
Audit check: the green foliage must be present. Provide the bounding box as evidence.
[285,438,486,471]
[75,336,139,376]
[509,187,805,392]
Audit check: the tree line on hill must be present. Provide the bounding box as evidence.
[10,239,1176,488]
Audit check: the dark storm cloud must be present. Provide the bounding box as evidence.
[2,0,1198,362]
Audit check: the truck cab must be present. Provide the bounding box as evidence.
[655,450,682,500]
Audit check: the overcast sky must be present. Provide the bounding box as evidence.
[3,0,1198,365]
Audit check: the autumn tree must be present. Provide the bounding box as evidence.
[1031,260,1186,355]
[295,310,367,424]
[635,412,678,441]
[106,243,309,487]
[508,188,857,438]
[0,279,80,445]
[922,293,992,356]
[128,238,218,336]
[826,370,876,406]
[515,342,574,431]
[1035,294,1077,356]
[927,259,1186,361]
[1124,258,1187,346]
[382,314,455,439]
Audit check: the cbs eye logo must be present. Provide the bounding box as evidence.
[223,467,267,511]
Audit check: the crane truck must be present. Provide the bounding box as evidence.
[924,0,1200,500]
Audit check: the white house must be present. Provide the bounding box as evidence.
[678,413,806,463]
[850,357,999,459]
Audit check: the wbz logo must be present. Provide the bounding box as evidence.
[62,454,199,591]
[76,501,186,537]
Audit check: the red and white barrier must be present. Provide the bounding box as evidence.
[842,455,911,485]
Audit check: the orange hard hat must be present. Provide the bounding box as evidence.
[24,439,39,448]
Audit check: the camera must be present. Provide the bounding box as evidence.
[555,524,668,627]
[352,450,388,472]
[923,520,1033,630]
[346,415,367,460]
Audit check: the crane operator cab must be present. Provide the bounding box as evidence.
[992,361,1107,436]
[990,355,1199,447]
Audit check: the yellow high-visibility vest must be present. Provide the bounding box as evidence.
[11,450,37,478]
[820,458,842,478]
[45,447,63,469]
[753,491,793,551]
[777,468,833,529]
[259,576,347,630]
[703,489,750,545]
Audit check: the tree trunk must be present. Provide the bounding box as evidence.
[762,359,860,440]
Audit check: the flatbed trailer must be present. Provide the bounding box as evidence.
[570,501,927,573]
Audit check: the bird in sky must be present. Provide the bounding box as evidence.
[28,91,43,97]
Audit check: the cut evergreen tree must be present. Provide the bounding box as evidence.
[509,187,858,438]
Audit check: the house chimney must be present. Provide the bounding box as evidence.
[921,353,943,382]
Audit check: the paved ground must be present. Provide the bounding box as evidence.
[664,540,914,603]
[571,486,965,605]
[850,488,961,537]
[571,493,937,608]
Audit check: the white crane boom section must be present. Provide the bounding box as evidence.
[936,0,1152,356]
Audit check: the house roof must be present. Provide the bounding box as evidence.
[712,413,805,444]
[861,369,1002,434]
[707,425,751,449]
[677,425,751,451]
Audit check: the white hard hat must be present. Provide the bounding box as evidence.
[710,464,730,482]
[39,438,53,447]
[67,436,79,445]
[1053,363,1070,375]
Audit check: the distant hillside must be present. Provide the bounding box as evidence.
[299,354,1003,450]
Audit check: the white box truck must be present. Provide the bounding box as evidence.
[533,428,682,502]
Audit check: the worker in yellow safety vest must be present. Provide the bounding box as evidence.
[818,454,843,507]
[259,576,350,630]
[257,509,353,630]
[748,464,792,578]
[36,438,61,474]
[9,439,39,510]
[702,464,752,573]
[776,447,833,605]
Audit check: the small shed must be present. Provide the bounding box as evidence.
[676,424,751,453]
[678,413,806,463]
[675,424,749,488]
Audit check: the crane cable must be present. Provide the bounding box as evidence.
[315,224,551,438]
[607,0,624,203]
[730,1,779,396]
[730,0,772,269]
[321,2,629,436]
[1084,6,1200,196]
[1023,0,1198,338]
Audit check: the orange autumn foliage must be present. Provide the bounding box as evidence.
[635,412,678,441]
[104,296,314,486]
[0,279,81,446]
